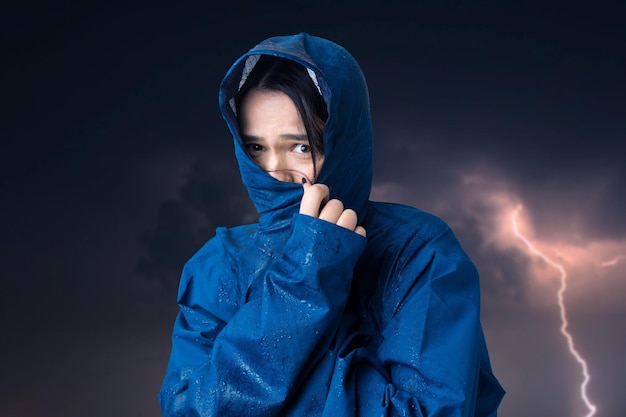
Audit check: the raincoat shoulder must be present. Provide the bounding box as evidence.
[348,201,505,416]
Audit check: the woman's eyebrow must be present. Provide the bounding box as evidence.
[241,134,261,143]
[279,134,308,141]
[241,133,308,142]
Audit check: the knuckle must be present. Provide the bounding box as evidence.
[310,183,329,197]
[343,208,356,219]
[328,199,344,211]
[338,209,357,227]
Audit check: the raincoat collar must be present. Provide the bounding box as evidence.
[219,33,373,230]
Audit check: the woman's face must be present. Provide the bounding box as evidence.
[239,89,322,183]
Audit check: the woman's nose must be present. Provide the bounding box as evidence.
[267,168,300,183]
[264,154,300,183]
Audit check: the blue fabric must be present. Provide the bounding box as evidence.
[159,33,504,416]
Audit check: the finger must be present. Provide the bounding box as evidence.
[336,208,357,231]
[336,209,366,237]
[300,183,329,217]
[319,199,344,224]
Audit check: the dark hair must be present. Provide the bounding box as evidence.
[234,55,328,175]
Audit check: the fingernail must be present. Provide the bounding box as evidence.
[302,177,307,184]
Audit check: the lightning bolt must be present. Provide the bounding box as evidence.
[601,254,626,267]
[511,205,597,417]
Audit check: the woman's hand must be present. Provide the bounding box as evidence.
[300,182,366,237]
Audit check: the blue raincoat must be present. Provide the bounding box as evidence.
[159,33,504,416]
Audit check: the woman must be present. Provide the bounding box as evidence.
[159,33,505,416]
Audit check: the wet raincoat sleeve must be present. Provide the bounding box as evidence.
[158,214,366,416]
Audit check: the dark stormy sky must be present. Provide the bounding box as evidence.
[1,1,624,416]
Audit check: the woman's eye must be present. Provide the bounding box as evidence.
[245,143,264,153]
[294,143,311,153]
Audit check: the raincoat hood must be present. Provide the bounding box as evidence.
[219,33,373,228]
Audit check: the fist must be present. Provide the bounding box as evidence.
[300,182,366,237]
